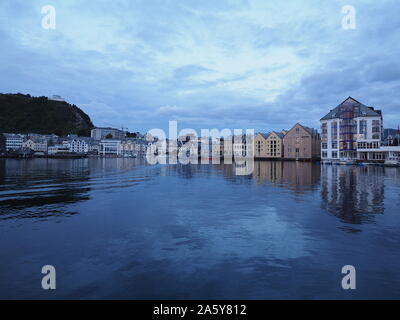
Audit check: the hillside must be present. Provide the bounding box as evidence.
[0,93,94,136]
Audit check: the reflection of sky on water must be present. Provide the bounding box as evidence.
[1,159,400,299]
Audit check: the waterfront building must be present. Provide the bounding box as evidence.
[320,97,384,162]
[283,124,321,160]
[88,140,100,155]
[383,128,400,146]
[69,139,89,154]
[22,136,48,154]
[254,132,285,159]
[100,139,122,156]
[48,144,70,155]
[120,138,149,157]
[22,139,35,150]
[254,133,269,159]
[91,127,126,141]
[221,137,233,159]
[3,133,24,151]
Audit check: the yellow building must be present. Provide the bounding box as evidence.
[254,132,285,159]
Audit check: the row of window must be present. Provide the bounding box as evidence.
[322,120,380,135]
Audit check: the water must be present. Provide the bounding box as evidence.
[0,158,400,299]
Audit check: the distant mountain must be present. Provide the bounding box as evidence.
[0,93,94,136]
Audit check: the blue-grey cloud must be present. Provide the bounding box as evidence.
[0,0,399,134]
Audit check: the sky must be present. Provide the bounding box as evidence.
[1,0,400,134]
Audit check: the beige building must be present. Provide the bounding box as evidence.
[283,123,321,160]
[254,132,285,159]
[22,137,48,153]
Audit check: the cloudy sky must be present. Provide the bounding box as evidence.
[1,0,399,133]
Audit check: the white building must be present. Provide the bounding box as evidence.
[89,141,100,154]
[100,139,122,156]
[91,127,126,141]
[49,95,65,102]
[22,137,48,154]
[4,133,24,151]
[69,139,89,154]
[320,97,383,162]
[48,144,70,155]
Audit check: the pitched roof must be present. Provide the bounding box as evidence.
[321,97,382,120]
[269,131,285,139]
[256,133,270,139]
[285,123,318,136]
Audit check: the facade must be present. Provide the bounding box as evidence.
[221,137,233,159]
[254,133,269,159]
[100,139,122,156]
[22,139,35,151]
[91,127,126,141]
[320,97,383,161]
[22,137,48,153]
[48,144,70,155]
[69,139,89,154]
[4,133,24,151]
[89,141,100,154]
[383,128,400,146]
[233,140,246,157]
[254,132,285,159]
[120,138,149,157]
[283,123,321,160]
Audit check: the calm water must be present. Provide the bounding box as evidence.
[0,158,400,300]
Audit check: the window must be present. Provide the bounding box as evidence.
[332,151,338,158]
[321,123,327,134]
[331,122,338,137]
[322,143,328,149]
[322,152,328,158]
[332,142,338,149]
[359,120,367,134]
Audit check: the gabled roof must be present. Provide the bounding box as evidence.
[285,123,318,136]
[256,131,285,140]
[256,133,270,139]
[270,131,285,139]
[321,97,382,120]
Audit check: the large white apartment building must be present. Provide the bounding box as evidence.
[69,139,89,154]
[100,139,122,156]
[91,127,126,141]
[4,133,24,151]
[320,97,390,162]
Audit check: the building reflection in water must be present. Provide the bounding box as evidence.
[252,160,321,194]
[320,165,385,224]
[0,159,92,221]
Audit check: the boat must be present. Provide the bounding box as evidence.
[339,160,357,165]
[384,160,400,167]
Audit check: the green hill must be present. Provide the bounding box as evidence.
[0,93,94,136]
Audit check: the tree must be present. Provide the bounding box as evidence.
[105,133,114,139]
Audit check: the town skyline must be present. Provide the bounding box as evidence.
[1,0,400,133]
